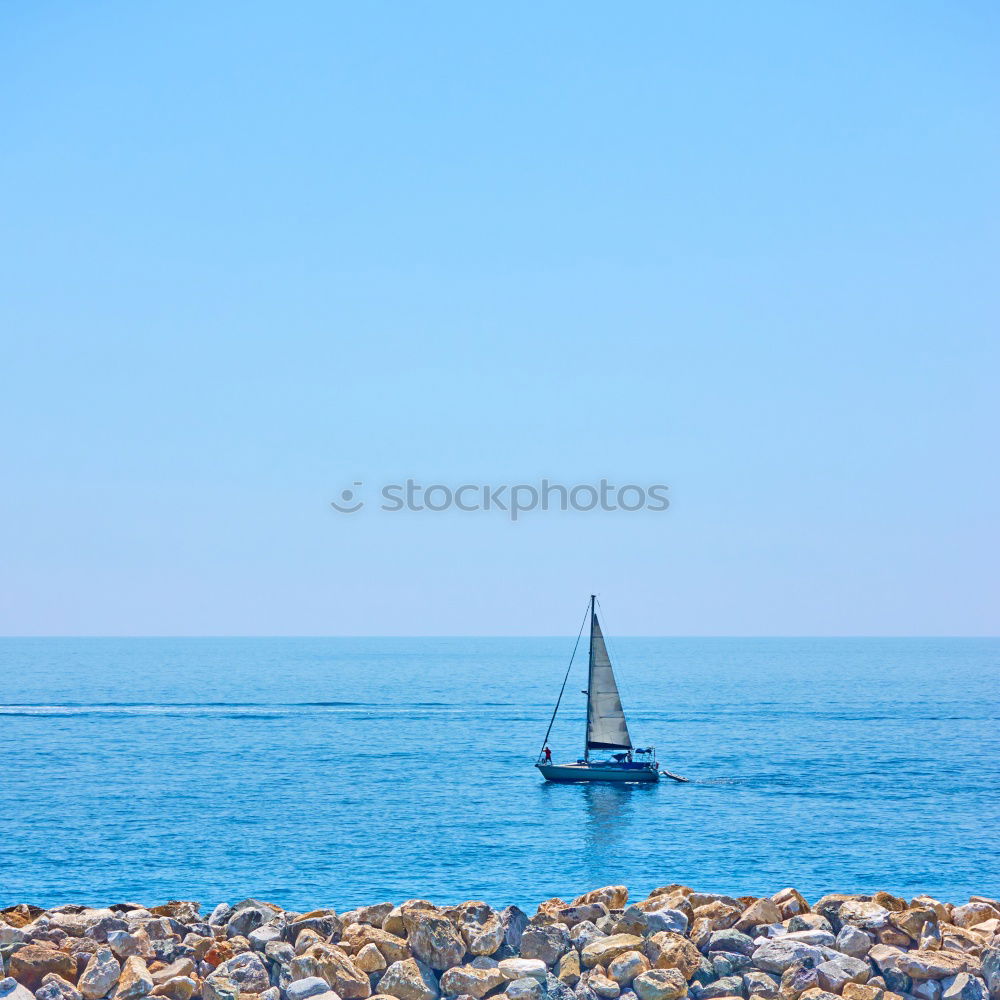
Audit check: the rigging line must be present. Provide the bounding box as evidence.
[538,599,591,757]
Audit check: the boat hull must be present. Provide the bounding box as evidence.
[536,761,659,783]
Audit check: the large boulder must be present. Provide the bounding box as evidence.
[521,925,570,966]
[771,891,809,921]
[506,979,544,1000]
[896,952,978,981]
[981,949,1000,1000]
[735,901,782,933]
[150,978,197,1000]
[951,905,999,930]
[213,953,271,993]
[643,934,702,981]
[0,978,35,1000]
[341,926,411,966]
[35,976,83,1000]
[290,943,371,998]
[633,970,687,1000]
[377,959,440,1000]
[498,961,547,984]
[583,936,645,970]
[609,953,651,988]
[707,931,755,958]
[9,946,79,990]
[286,978,336,1000]
[444,904,504,957]
[497,908,529,958]
[574,889,630,911]
[79,948,122,1000]
[439,963,505,998]
[942,975,989,1000]
[835,927,873,959]
[114,957,154,1000]
[837,904,891,933]
[401,912,465,973]
[815,956,869,993]
[750,940,829,975]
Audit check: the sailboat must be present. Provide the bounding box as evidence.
[535,595,661,784]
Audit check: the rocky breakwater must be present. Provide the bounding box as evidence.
[1,888,999,1000]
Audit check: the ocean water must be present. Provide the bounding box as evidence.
[1,637,997,911]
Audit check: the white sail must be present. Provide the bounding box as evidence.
[587,613,632,750]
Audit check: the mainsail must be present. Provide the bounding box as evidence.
[586,611,632,750]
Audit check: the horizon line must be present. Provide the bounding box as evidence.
[1,633,997,640]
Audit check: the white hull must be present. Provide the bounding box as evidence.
[536,761,659,783]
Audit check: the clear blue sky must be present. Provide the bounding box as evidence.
[2,2,997,635]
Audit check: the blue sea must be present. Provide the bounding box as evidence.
[1,637,998,911]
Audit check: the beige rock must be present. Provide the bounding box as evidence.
[633,968,688,1000]
[150,978,197,1000]
[843,986,885,1000]
[36,973,83,1000]
[912,899,952,925]
[692,902,741,932]
[353,904,394,928]
[839,902,891,932]
[341,926,411,965]
[377,959,439,1000]
[799,990,841,1000]
[149,903,201,925]
[10,946,79,990]
[557,904,611,929]
[582,935,645,970]
[152,962,196,987]
[574,888,630,911]
[498,959,547,983]
[896,951,978,981]
[872,895,907,914]
[383,903,437,939]
[779,963,820,1000]
[520,923,570,966]
[443,903,504,956]
[438,963,504,999]
[290,944,371,999]
[736,900,782,933]
[953,905,1000,930]
[356,944,387,974]
[772,890,810,920]
[558,951,581,986]
[890,909,937,940]
[815,956,870,993]
[878,929,913,948]
[608,951,650,987]
[79,948,122,1000]
[643,933,701,981]
[200,976,237,1000]
[401,911,465,972]
[116,958,154,1000]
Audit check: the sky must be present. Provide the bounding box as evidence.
[1,2,998,636]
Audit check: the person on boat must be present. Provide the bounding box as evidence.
[543,746,552,763]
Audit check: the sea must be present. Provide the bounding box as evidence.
[1,637,998,911]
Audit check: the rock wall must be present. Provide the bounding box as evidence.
[1,888,998,1000]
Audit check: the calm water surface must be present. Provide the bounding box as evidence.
[1,637,997,909]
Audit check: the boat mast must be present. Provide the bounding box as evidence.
[584,593,595,763]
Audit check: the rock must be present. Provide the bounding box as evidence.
[692,904,742,933]
[779,963,820,1000]
[841,986,883,1000]
[521,925,570,967]
[835,927,874,959]
[225,901,283,941]
[896,953,978,981]
[79,949,122,1000]
[798,990,840,1000]
[838,904,891,934]
[200,975,238,1000]
[584,937,646,970]
[36,976,83,1000]
[342,927,411,966]
[151,962,195,988]
[787,917,832,935]
[249,924,284,952]
[752,941,829,975]
[108,932,155,961]
[736,902,782,933]
[208,906,233,928]
[498,961,547,984]
[771,893,810,922]
[506,979,544,1000]
[10,946,79,990]
[559,953,582,986]
[150,978,197,1000]
[572,924,608,952]
[259,989,281,1000]
[377,960,440,1000]
[644,934,701,981]
[357,945,388,975]
[942,977,988,1000]
[444,904,504,957]
[0,978,35,1000]
[549,974,577,1000]
[574,889,630,912]
[288,979,342,1000]
[919,924,943,952]
[779,931,836,949]
[708,931,755,958]
[888,910,936,942]
[609,953,651,988]
[914,983,942,1000]
[711,954,751,979]
[401,912,465,973]
[115,958,154,1000]
[215,953,271,993]
[498,909,530,959]
[439,963,505,998]
[743,972,780,999]
[560,906,611,930]
[952,906,999,931]
[149,904,201,925]
[290,944,371,998]
[981,951,1000,1000]
[812,898,864,932]
[815,955,870,993]
[590,975,621,999]
[633,970,688,1000]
